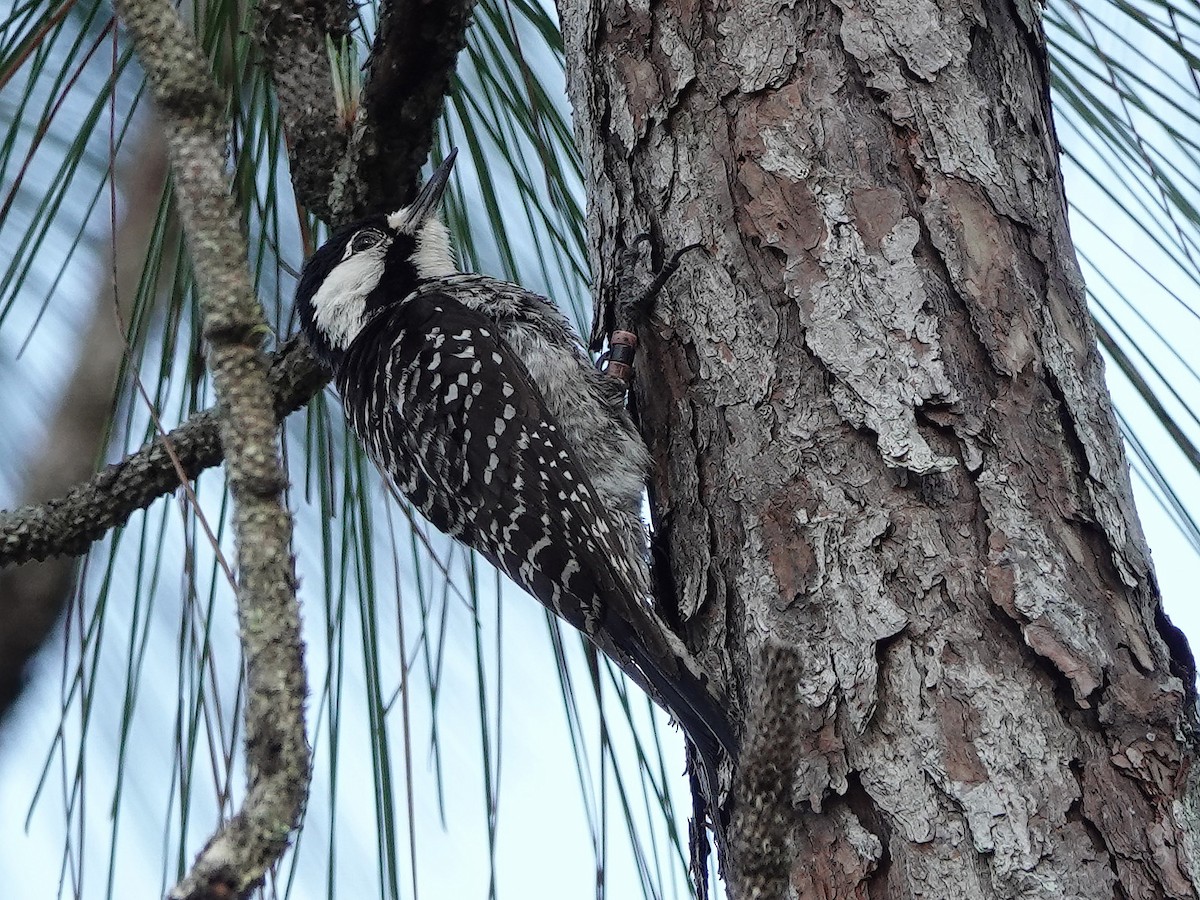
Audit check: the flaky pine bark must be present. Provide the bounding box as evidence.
[559,1,1200,898]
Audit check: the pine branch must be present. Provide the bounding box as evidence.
[254,0,354,222]
[0,335,326,567]
[112,0,305,893]
[354,0,478,211]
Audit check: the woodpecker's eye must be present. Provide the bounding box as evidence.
[350,230,384,253]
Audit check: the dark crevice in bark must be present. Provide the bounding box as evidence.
[1041,357,1197,693]
[647,501,685,633]
[1065,785,1126,899]
[1154,603,1198,691]
[871,618,909,670]
[994,0,1061,162]
[906,205,1009,419]
[842,770,892,897]
[982,581,1103,713]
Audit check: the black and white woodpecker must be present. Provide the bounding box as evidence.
[295,150,736,766]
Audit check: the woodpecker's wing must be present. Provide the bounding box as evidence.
[339,291,734,756]
[343,291,646,631]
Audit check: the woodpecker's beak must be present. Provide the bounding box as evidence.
[389,148,457,231]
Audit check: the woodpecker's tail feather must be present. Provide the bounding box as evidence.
[618,626,734,830]
[605,613,738,766]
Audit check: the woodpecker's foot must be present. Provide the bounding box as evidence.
[619,236,700,328]
[598,236,703,385]
[616,234,704,332]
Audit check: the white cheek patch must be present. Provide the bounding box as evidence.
[311,249,387,350]
[412,219,457,279]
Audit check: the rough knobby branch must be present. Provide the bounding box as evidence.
[255,0,476,219]
[112,0,305,895]
[352,0,477,211]
[0,336,324,567]
[254,0,353,223]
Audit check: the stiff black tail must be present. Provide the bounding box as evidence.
[621,628,738,765]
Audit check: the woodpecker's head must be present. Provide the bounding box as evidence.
[296,149,458,368]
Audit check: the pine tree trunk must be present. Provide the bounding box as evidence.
[557,1,1200,896]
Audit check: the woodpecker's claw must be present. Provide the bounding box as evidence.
[616,239,704,331]
[598,238,704,385]
[635,242,704,313]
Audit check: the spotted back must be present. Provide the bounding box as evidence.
[339,291,645,633]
